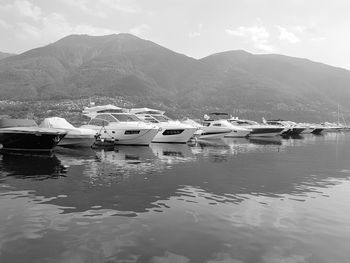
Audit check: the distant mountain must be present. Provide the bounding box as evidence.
[0,51,15,60]
[0,33,349,121]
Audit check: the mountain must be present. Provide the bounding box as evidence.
[0,33,349,122]
[0,51,15,60]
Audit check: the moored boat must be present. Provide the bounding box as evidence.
[203,113,251,138]
[80,106,159,146]
[0,119,66,152]
[182,118,232,139]
[265,119,305,136]
[129,108,197,143]
[228,117,284,137]
[39,117,97,148]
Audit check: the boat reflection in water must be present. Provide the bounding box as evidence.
[0,152,67,179]
[191,137,284,161]
[1,134,350,263]
[150,143,195,164]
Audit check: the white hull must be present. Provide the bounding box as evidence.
[224,130,250,138]
[81,125,159,146]
[199,132,228,139]
[301,128,315,134]
[195,127,232,139]
[152,127,197,143]
[248,131,282,137]
[58,136,96,148]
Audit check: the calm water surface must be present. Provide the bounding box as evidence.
[0,133,350,263]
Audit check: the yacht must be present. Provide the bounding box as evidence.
[202,113,251,138]
[80,106,159,146]
[129,108,197,143]
[182,118,232,139]
[298,123,324,134]
[228,117,284,137]
[0,119,66,152]
[264,119,305,136]
[39,117,97,148]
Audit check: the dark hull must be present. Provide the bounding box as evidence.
[0,132,65,152]
[249,127,284,135]
[282,128,305,136]
[311,128,324,134]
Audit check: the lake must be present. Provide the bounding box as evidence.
[0,133,350,263]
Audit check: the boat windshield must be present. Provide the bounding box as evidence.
[152,115,171,122]
[112,114,141,122]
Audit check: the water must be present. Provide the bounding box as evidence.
[0,133,350,263]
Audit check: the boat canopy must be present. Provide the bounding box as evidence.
[129,108,165,115]
[0,119,37,128]
[39,117,76,129]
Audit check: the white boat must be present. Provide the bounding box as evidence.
[202,113,251,138]
[80,105,159,146]
[129,108,197,143]
[264,119,305,136]
[228,117,284,137]
[39,117,97,148]
[182,118,232,139]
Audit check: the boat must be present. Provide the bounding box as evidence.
[182,118,231,139]
[39,117,97,148]
[298,123,324,134]
[264,119,305,136]
[0,119,66,152]
[202,113,251,138]
[228,117,284,137]
[128,108,197,143]
[80,105,159,146]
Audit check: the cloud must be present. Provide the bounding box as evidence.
[0,0,118,42]
[226,25,269,41]
[310,36,326,42]
[14,0,42,21]
[294,25,306,33]
[277,26,300,44]
[12,11,117,43]
[0,19,11,29]
[60,0,140,17]
[99,0,140,13]
[129,24,149,36]
[189,23,203,38]
[226,25,276,52]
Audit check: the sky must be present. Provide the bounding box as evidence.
[0,0,349,69]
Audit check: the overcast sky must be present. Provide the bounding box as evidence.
[0,0,349,68]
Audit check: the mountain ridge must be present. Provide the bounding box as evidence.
[0,33,349,122]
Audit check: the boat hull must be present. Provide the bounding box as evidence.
[81,125,159,146]
[248,127,284,137]
[152,127,197,143]
[58,135,96,148]
[224,130,251,138]
[282,128,305,136]
[0,132,65,152]
[311,128,324,134]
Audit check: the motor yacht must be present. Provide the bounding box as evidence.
[0,119,66,152]
[39,117,97,148]
[298,123,324,134]
[202,113,251,138]
[128,108,197,143]
[264,119,305,136]
[80,106,159,146]
[182,118,232,139]
[228,117,284,137]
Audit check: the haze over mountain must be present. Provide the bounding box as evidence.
[0,52,15,60]
[0,33,349,121]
